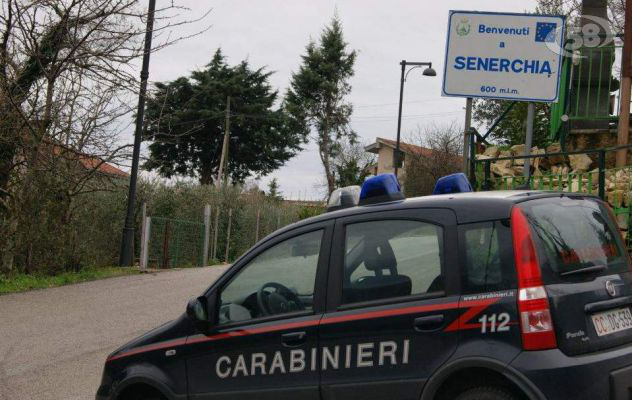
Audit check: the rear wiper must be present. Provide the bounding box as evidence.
[559,264,607,277]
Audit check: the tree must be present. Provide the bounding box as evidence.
[267,178,282,200]
[472,100,552,148]
[332,139,375,188]
[144,50,306,185]
[0,1,208,273]
[285,16,357,195]
[404,122,463,197]
[471,0,614,148]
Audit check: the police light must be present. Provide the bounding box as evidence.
[327,186,360,212]
[432,173,473,195]
[359,174,405,205]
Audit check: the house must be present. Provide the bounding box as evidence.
[48,141,129,179]
[364,137,434,180]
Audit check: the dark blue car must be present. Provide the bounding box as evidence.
[97,179,632,400]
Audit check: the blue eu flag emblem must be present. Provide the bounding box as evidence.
[535,22,557,42]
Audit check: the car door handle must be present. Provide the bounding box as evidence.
[281,331,307,347]
[414,315,445,332]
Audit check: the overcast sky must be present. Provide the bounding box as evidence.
[141,0,538,199]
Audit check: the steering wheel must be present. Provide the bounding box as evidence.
[256,282,304,316]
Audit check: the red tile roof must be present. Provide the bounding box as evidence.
[373,137,435,157]
[50,143,128,178]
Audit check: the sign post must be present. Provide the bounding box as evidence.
[443,10,565,177]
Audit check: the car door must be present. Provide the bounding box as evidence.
[185,220,332,400]
[319,208,460,400]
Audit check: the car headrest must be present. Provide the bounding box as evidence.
[363,239,397,272]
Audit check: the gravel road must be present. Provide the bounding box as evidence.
[0,266,228,400]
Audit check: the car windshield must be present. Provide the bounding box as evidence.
[519,197,629,278]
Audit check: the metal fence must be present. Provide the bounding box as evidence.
[138,200,323,269]
[471,143,632,252]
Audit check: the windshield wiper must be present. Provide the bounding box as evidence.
[559,264,607,277]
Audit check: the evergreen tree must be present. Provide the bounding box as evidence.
[143,49,307,185]
[285,16,357,195]
[267,178,282,200]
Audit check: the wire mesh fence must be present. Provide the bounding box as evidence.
[138,186,325,268]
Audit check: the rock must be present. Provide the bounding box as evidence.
[482,146,500,158]
[532,148,548,170]
[546,142,565,165]
[608,190,625,208]
[510,144,525,154]
[491,163,515,177]
[510,144,526,165]
[568,154,592,173]
[497,150,513,168]
[475,154,492,160]
[617,214,628,230]
[512,165,524,175]
[561,165,570,176]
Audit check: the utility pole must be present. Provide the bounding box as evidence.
[216,96,231,187]
[119,0,156,267]
[617,0,632,167]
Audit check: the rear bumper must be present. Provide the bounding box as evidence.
[510,344,632,400]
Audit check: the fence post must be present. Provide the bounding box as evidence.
[225,208,233,263]
[139,203,147,269]
[212,206,220,261]
[140,216,151,270]
[203,204,211,266]
[598,150,606,200]
[255,208,261,244]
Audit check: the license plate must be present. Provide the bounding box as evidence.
[592,307,632,337]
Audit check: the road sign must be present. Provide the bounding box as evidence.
[442,11,565,102]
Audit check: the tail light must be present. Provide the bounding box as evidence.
[511,207,557,351]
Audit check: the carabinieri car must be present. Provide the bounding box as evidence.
[97,174,632,400]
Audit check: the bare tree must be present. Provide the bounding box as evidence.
[0,0,209,272]
[332,139,375,188]
[404,122,463,197]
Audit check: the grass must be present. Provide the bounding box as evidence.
[0,266,141,295]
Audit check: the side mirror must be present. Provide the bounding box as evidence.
[186,294,217,333]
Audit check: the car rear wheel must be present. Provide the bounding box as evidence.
[454,386,519,400]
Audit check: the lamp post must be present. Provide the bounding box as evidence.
[394,60,436,178]
[119,0,156,267]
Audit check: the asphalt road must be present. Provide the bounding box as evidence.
[0,266,228,400]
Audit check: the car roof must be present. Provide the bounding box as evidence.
[267,191,599,241]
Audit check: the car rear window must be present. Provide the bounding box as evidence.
[459,220,516,294]
[518,197,629,279]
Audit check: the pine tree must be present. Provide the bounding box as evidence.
[267,178,282,200]
[285,16,357,195]
[143,49,307,185]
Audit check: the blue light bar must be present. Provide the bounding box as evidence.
[359,174,405,205]
[432,173,473,195]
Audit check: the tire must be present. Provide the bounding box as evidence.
[454,386,519,400]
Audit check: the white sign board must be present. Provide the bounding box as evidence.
[442,11,565,102]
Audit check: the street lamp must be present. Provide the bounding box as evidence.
[394,60,437,178]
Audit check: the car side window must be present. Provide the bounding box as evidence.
[342,220,444,305]
[219,230,323,324]
[460,220,515,294]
